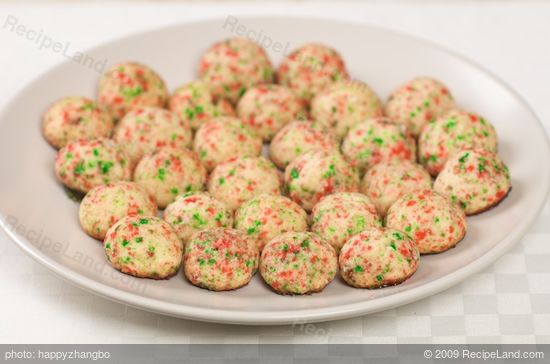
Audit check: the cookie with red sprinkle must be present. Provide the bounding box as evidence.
[284,150,360,212]
[169,80,235,131]
[163,192,233,245]
[361,159,432,216]
[237,84,307,141]
[277,43,349,103]
[104,215,183,279]
[193,116,262,171]
[385,189,467,254]
[79,181,157,240]
[198,37,274,103]
[419,109,498,176]
[311,192,382,253]
[385,76,455,136]
[133,146,206,209]
[113,106,192,167]
[98,62,168,121]
[184,228,259,291]
[269,120,338,169]
[310,80,383,139]
[235,194,308,250]
[339,227,420,288]
[208,156,281,212]
[55,138,131,193]
[260,232,337,295]
[43,96,113,149]
[341,117,416,174]
[434,148,511,215]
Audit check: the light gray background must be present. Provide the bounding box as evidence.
[0,0,549,344]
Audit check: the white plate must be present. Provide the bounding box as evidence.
[1,17,549,325]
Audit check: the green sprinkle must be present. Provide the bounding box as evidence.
[392,232,403,240]
[135,237,143,243]
[390,242,397,251]
[354,265,364,273]
[214,212,223,222]
[290,168,299,179]
[139,218,149,225]
[376,274,383,282]
[404,226,412,233]
[373,137,384,146]
[238,87,247,98]
[122,240,129,247]
[92,148,100,156]
[74,162,85,175]
[98,160,114,174]
[459,152,470,163]
[148,246,155,253]
[282,244,289,251]
[192,213,207,226]
[208,258,216,265]
[195,105,204,114]
[199,259,205,266]
[219,177,225,185]
[445,119,457,129]
[121,86,143,99]
[184,108,195,120]
[322,164,336,179]
[170,187,179,195]
[301,240,310,249]
[105,243,111,249]
[247,220,262,235]
[157,168,166,181]
[66,152,73,160]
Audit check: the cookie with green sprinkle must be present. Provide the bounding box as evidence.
[184,228,259,291]
[104,215,183,279]
[260,232,337,295]
[339,227,419,289]
[434,148,511,215]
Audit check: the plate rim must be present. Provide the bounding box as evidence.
[1,15,549,325]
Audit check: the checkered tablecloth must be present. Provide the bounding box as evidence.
[1,0,549,344]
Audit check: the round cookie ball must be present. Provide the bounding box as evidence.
[260,232,337,295]
[235,194,308,250]
[98,62,168,121]
[277,43,349,102]
[112,106,192,167]
[361,160,433,216]
[434,148,511,215]
[208,156,281,212]
[79,181,157,240]
[133,146,206,209]
[269,120,338,169]
[193,117,262,171]
[310,80,384,139]
[419,109,498,176]
[341,117,416,175]
[339,227,420,288]
[55,139,131,193]
[198,37,274,103]
[284,150,360,211]
[169,80,235,131]
[385,76,455,136]
[311,192,382,253]
[163,192,233,244]
[183,228,259,291]
[42,96,114,149]
[104,215,183,279]
[386,189,467,254]
[236,84,307,141]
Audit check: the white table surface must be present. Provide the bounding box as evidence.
[1,0,549,344]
